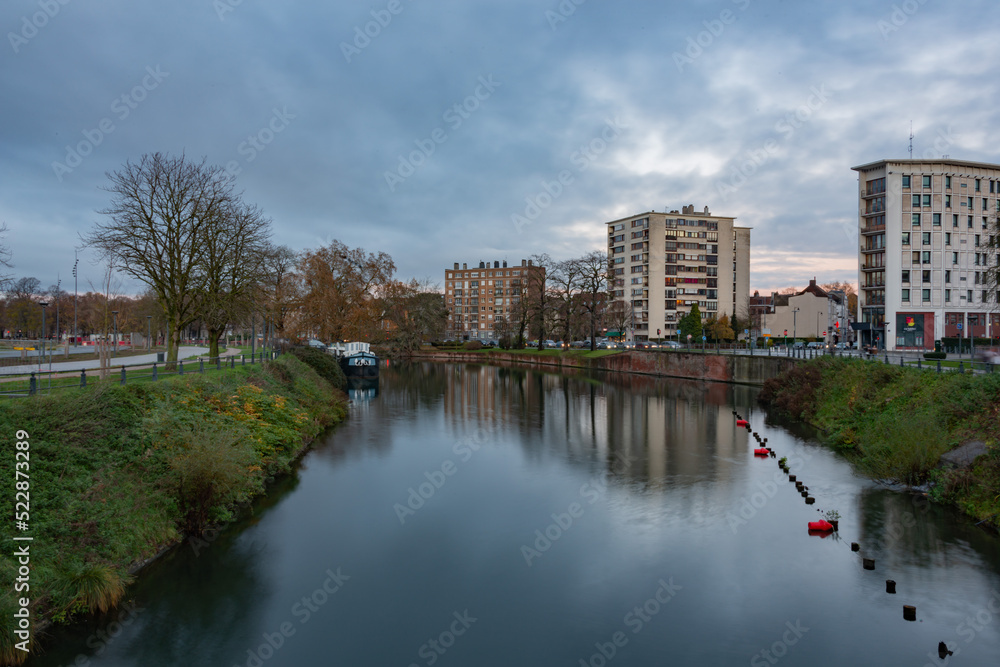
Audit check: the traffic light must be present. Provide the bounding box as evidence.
[657,328,661,336]
[783,329,788,336]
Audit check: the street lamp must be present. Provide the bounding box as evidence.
[792,307,800,343]
[73,251,79,345]
[147,315,152,351]
[38,301,49,372]
[111,310,119,359]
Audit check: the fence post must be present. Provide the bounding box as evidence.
[120,366,126,385]
[917,359,921,370]
[937,360,941,373]
[885,354,889,364]
[179,360,184,375]
[153,363,158,381]
[241,354,245,366]
[80,368,87,387]
[959,361,964,373]
[29,373,36,395]
[217,356,222,371]
[230,356,235,369]
[199,359,204,373]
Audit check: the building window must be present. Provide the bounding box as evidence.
[901,232,910,245]
[946,195,952,208]
[922,232,931,245]
[933,213,941,226]
[901,269,910,283]
[912,213,921,226]
[922,289,931,302]
[901,289,910,302]
[922,195,931,207]
[902,175,911,188]
[968,290,973,301]
[952,252,959,264]
[968,197,974,208]
[968,216,974,228]
[976,179,981,192]
[946,176,952,188]
[945,289,951,302]
[923,175,932,188]
[953,214,959,228]
[984,217,990,229]
[912,194,920,207]
[922,251,931,264]
[945,233,951,245]
[976,234,981,247]
[985,199,990,211]
[945,270,951,283]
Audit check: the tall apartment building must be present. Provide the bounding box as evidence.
[606,206,751,341]
[444,259,543,340]
[852,158,1000,350]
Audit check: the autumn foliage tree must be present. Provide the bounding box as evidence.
[294,240,396,342]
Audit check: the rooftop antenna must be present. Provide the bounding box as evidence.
[908,121,913,159]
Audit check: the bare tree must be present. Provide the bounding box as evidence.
[84,153,236,367]
[576,251,609,350]
[605,300,634,342]
[524,254,555,349]
[550,258,582,347]
[262,244,299,340]
[200,201,273,359]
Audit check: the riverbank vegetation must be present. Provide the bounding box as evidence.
[0,353,346,664]
[758,357,1000,528]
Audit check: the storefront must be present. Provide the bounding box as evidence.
[895,312,934,350]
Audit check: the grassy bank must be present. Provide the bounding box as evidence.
[0,352,347,664]
[758,357,1000,528]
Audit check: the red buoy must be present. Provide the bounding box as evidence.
[754,448,770,456]
[736,419,749,427]
[807,520,834,532]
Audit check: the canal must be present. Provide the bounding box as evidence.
[27,362,1000,666]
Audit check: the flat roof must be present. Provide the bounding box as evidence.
[852,158,1000,172]
[604,210,737,225]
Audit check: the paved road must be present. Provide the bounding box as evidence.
[0,346,219,376]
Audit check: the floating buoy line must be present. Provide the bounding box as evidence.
[731,410,938,641]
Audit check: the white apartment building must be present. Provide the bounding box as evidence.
[606,205,751,341]
[853,158,1000,350]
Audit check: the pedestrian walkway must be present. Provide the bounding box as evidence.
[0,346,242,376]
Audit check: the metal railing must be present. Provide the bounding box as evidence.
[2,350,279,398]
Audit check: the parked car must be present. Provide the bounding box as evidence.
[307,339,326,349]
[793,341,805,349]
[596,341,608,349]
[543,340,558,349]
[662,341,682,349]
[806,341,825,349]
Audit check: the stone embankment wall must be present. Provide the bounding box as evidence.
[410,350,797,386]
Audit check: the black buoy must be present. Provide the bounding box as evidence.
[788,475,796,482]
[863,558,875,570]
[886,580,896,594]
[851,542,860,552]
[938,642,953,658]
[903,605,916,621]
[805,496,815,504]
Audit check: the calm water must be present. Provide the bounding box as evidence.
[27,363,1000,666]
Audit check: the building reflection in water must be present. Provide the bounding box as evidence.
[429,361,754,488]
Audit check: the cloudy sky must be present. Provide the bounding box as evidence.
[2,0,998,297]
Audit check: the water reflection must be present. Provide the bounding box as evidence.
[25,362,1000,667]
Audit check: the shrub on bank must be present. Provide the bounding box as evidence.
[287,345,347,390]
[759,357,1000,525]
